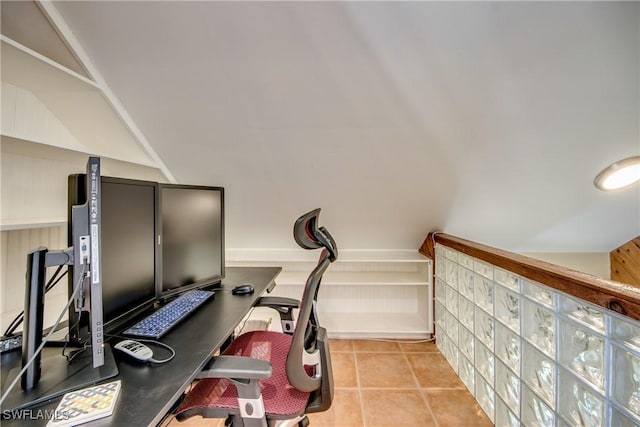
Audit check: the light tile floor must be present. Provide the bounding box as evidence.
[169,339,492,427]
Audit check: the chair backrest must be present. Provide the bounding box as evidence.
[286,209,337,400]
[293,209,338,262]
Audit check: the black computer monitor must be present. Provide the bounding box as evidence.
[67,175,158,340]
[159,184,224,297]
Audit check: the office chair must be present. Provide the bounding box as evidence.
[175,208,338,427]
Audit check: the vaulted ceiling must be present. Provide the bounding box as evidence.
[12,1,640,251]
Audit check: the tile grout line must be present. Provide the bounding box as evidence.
[351,342,368,427]
[400,344,441,427]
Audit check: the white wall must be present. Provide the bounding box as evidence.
[1,226,68,333]
[520,252,610,279]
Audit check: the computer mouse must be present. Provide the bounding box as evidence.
[114,339,153,362]
[232,284,254,295]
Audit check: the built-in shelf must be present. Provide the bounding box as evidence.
[321,312,431,339]
[228,249,433,339]
[0,218,66,231]
[1,36,158,168]
[1,137,166,231]
[1,34,165,230]
[275,271,429,286]
[227,248,429,263]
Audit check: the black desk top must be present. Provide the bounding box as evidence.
[1,266,281,426]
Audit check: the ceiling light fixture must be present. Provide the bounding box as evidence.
[594,156,640,191]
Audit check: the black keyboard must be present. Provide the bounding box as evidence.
[123,290,214,339]
[0,334,22,354]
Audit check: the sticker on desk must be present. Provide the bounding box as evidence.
[47,380,121,426]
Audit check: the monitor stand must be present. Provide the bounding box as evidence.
[1,343,118,411]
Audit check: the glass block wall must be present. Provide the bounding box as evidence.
[434,244,640,427]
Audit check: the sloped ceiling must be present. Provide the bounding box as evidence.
[52,1,639,252]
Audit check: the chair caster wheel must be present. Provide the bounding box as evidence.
[298,416,310,427]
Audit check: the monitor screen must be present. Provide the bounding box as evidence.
[68,176,158,338]
[100,178,157,322]
[160,185,224,295]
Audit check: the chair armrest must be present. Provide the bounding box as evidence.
[197,356,271,423]
[256,297,299,334]
[256,296,300,309]
[197,356,272,381]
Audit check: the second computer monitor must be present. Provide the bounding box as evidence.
[159,184,224,296]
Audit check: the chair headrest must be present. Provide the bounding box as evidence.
[293,209,338,262]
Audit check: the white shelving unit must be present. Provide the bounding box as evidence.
[0,138,167,231]
[1,35,169,231]
[1,37,157,167]
[0,24,169,328]
[227,249,433,339]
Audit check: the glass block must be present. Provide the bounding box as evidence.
[495,359,520,416]
[495,268,520,291]
[496,396,521,427]
[446,258,458,289]
[435,254,446,279]
[559,295,605,334]
[459,324,475,361]
[610,314,640,353]
[522,299,555,358]
[475,306,495,350]
[557,416,573,427]
[436,326,447,353]
[435,278,446,304]
[611,345,640,420]
[522,384,555,427]
[611,405,640,427]
[474,259,494,280]
[435,243,445,255]
[444,247,458,261]
[458,252,474,270]
[435,301,445,328]
[475,274,494,315]
[475,339,495,383]
[459,267,475,300]
[445,309,459,345]
[459,295,475,331]
[443,333,459,373]
[474,306,495,349]
[495,321,520,374]
[522,341,555,408]
[476,372,495,423]
[495,284,520,334]
[459,353,475,393]
[522,279,555,309]
[559,319,605,391]
[445,284,459,315]
[558,369,605,427]
[441,333,451,361]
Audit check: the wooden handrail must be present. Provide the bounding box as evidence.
[420,232,640,321]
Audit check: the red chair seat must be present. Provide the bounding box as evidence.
[176,330,311,418]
